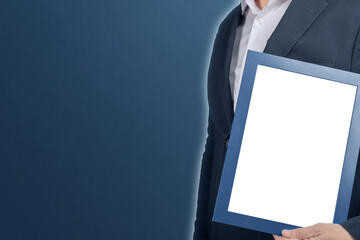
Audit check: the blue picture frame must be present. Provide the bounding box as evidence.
[212,50,360,235]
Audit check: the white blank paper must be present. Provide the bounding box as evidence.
[228,65,357,227]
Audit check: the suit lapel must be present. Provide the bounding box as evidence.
[264,0,328,56]
[221,4,243,132]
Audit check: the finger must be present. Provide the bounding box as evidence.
[282,225,319,239]
[273,234,301,240]
[273,235,287,240]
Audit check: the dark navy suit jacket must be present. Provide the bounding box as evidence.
[194,0,360,239]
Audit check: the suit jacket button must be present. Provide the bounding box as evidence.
[225,139,229,148]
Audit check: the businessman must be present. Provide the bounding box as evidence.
[194,0,360,239]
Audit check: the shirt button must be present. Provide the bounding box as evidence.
[259,18,264,24]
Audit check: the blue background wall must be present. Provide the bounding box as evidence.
[0,0,237,239]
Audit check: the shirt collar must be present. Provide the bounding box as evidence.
[241,0,248,15]
[241,0,286,15]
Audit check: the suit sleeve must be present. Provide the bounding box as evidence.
[341,27,360,240]
[193,115,215,240]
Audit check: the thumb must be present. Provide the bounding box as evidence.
[282,226,317,239]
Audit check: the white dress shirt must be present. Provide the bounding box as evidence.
[230,0,292,111]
